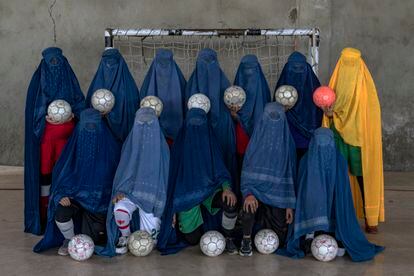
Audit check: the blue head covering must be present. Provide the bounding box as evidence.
[140,49,186,140]
[86,48,140,141]
[157,108,231,254]
[275,51,322,149]
[24,47,85,235]
[33,108,121,252]
[185,48,236,180]
[96,107,170,257]
[234,54,271,136]
[241,102,296,209]
[282,127,384,262]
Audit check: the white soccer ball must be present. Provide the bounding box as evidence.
[223,85,247,111]
[254,229,279,254]
[91,89,115,114]
[275,85,298,109]
[128,230,154,257]
[187,93,211,114]
[140,96,163,117]
[311,234,338,262]
[68,234,95,261]
[199,231,226,257]
[47,99,72,124]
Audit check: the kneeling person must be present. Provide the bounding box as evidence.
[239,102,297,256]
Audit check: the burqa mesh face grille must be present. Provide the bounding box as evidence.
[105,28,319,90]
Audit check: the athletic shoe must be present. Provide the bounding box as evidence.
[58,239,70,256]
[225,237,238,255]
[116,236,128,255]
[337,247,346,257]
[239,238,253,256]
[304,238,313,254]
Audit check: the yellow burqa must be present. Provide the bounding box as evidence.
[322,48,384,226]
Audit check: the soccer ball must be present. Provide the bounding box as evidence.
[313,86,336,108]
[91,89,115,114]
[223,86,247,111]
[254,229,279,254]
[47,99,72,124]
[128,230,154,257]
[311,234,338,262]
[140,96,163,117]
[187,93,211,114]
[199,231,226,257]
[274,85,298,109]
[68,234,94,261]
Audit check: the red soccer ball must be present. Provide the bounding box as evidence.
[313,86,336,108]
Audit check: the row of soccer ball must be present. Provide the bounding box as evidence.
[68,230,339,263]
[47,84,336,123]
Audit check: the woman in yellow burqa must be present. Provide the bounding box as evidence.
[322,48,384,233]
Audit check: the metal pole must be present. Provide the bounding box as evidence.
[105,28,114,49]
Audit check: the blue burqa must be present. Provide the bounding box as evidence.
[24,47,85,235]
[185,48,236,181]
[86,48,140,141]
[234,54,271,136]
[33,109,121,252]
[241,102,296,209]
[276,51,322,149]
[140,49,186,140]
[157,108,231,255]
[96,107,170,257]
[283,127,384,262]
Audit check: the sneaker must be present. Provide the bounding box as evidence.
[116,236,128,255]
[58,239,70,256]
[239,238,253,257]
[225,237,238,255]
[337,247,346,257]
[304,238,313,254]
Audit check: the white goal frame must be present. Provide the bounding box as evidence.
[104,28,320,87]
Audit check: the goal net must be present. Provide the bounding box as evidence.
[105,28,319,91]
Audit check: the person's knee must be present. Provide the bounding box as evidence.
[55,204,74,223]
[222,201,238,215]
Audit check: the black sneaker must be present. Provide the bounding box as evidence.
[239,238,253,256]
[304,238,313,255]
[225,237,238,255]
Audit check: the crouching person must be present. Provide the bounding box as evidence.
[33,109,121,255]
[239,102,297,256]
[157,106,238,255]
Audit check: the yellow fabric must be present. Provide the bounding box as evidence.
[322,48,384,226]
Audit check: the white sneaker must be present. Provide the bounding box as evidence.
[58,239,70,256]
[116,236,128,255]
[337,247,346,257]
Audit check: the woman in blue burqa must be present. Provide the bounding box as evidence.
[281,127,384,262]
[96,107,170,256]
[231,54,271,200]
[239,102,297,257]
[140,49,186,146]
[33,108,121,256]
[24,47,85,235]
[157,106,239,255]
[86,48,140,141]
[185,48,237,180]
[275,51,322,161]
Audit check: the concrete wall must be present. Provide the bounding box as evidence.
[330,0,414,170]
[0,0,412,170]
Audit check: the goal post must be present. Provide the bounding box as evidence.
[104,28,320,90]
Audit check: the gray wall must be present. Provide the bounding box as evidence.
[0,0,412,170]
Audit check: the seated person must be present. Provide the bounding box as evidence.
[157,106,238,255]
[239,102,297,256]
[283,127,384,262]
[33,109,121,256]
[96,107,170,256]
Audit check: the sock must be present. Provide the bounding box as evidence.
[40,185,51,225]
[55,219,75,240]
[305,232,315,240]
[222,211,237,237]
[114,209,131,237]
